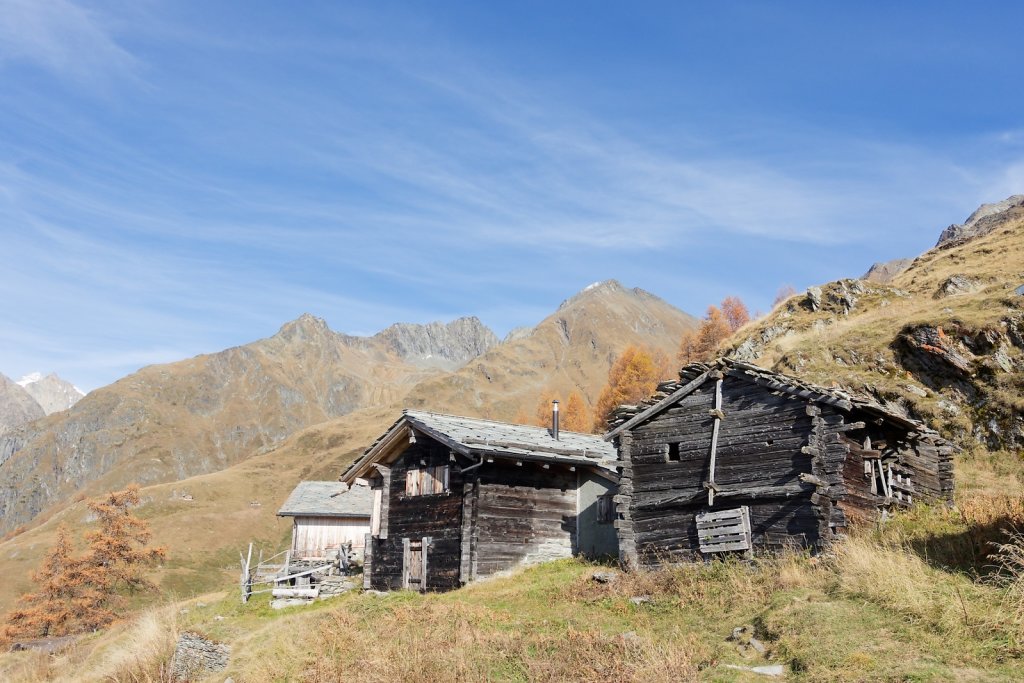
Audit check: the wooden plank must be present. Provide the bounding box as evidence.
[605,370,713,439]
[707,378,723,506]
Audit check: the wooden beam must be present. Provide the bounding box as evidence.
[604,369,713,439]
[707,377,723,506]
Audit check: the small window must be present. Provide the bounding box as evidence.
[405,466,449,496]
[665,442,681,462]
[597,493,615,524]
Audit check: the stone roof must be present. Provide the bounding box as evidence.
[605,358,945,441]
[342,409,617,482]
[277,481,373,518]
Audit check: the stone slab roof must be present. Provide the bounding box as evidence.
[342,409,617,482]
[277,481,373,518]
[605,358,945,442]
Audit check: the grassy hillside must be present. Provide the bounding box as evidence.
[728,205,1024,449]
[2,452,1022,682]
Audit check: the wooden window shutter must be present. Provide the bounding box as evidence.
[440,465,449,492]
[406,469,420,496]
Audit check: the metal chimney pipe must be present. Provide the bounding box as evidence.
[552,399,560,441]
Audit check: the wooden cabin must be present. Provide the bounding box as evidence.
[341,410,618,592]
[606,359,954,567]
[277,481,373,560]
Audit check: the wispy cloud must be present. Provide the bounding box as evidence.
[1,3,1022,389]
[0,0,137,85]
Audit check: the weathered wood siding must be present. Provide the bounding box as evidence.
[618,369,955,567]
[369,439,465,591]
[621,376,823,564]
[291,517,369,558]
[473,464,577,577]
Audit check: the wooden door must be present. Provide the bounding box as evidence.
[402,537,430,591]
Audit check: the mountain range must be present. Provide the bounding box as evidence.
[0,196,1021,616]
[0,284,694,536]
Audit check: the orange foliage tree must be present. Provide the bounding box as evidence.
[678,296,751,365]
[561,391,590,432]
[593,346,668,432]
[1,486,166,643]
[720,296,750,332]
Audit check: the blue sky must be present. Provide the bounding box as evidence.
[1,1,1023,390]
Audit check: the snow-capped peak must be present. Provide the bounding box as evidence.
[16,372,43,387]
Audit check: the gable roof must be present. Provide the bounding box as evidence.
[604,358,942,441]
[342,409,617,483]
[277,481,374,518]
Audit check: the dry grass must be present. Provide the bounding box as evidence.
[0,606,178,683]
[236,600,704,683]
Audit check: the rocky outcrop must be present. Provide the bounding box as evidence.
[0,374,44,433]
[17,373,85,415]
[371,317,498,370]
[936,195,1024,248]
[934,275,984,298]
[170,632,229,681]
[862,258,914,284]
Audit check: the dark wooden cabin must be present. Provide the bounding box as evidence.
[605,359,954,567]
[340,410,618,592]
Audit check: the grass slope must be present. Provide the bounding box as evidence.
[729,208,1024,448]
[3,454,1023,682]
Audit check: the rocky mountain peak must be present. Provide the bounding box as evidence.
[0,373,45,432]
[557,279,661,311]
[16,372,85,415]
[274,313,333,343]
[373,316,499,370]
[936,195,1024,247]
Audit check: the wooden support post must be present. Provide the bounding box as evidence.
[363,533,374,590]
[421,537,431,593]
[241,542,253,604]
[707,377,723,506]
[402,538,411,590]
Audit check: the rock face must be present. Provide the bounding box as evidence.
[17,373,85,415]
[936,195,1024,247]
[370,317,498,370]
[0,374,44,433]
[934,275,984,298]
[862,258,914,284]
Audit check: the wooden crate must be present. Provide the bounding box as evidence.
[696,506,752,554]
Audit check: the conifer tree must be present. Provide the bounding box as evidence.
[592,346,667,431]
[720,296,751,332]
[561,391,590,432]
[1,486,166,644]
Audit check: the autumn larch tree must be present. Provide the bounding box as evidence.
[561,391,590,432]
[678,295,751,365]
[720,296,750,332]
[593,345,668,432]
[1,486,166,644]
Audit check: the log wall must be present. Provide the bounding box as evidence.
[473,463,577,577]
[369,440,465,591]
[617,370,955,567]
